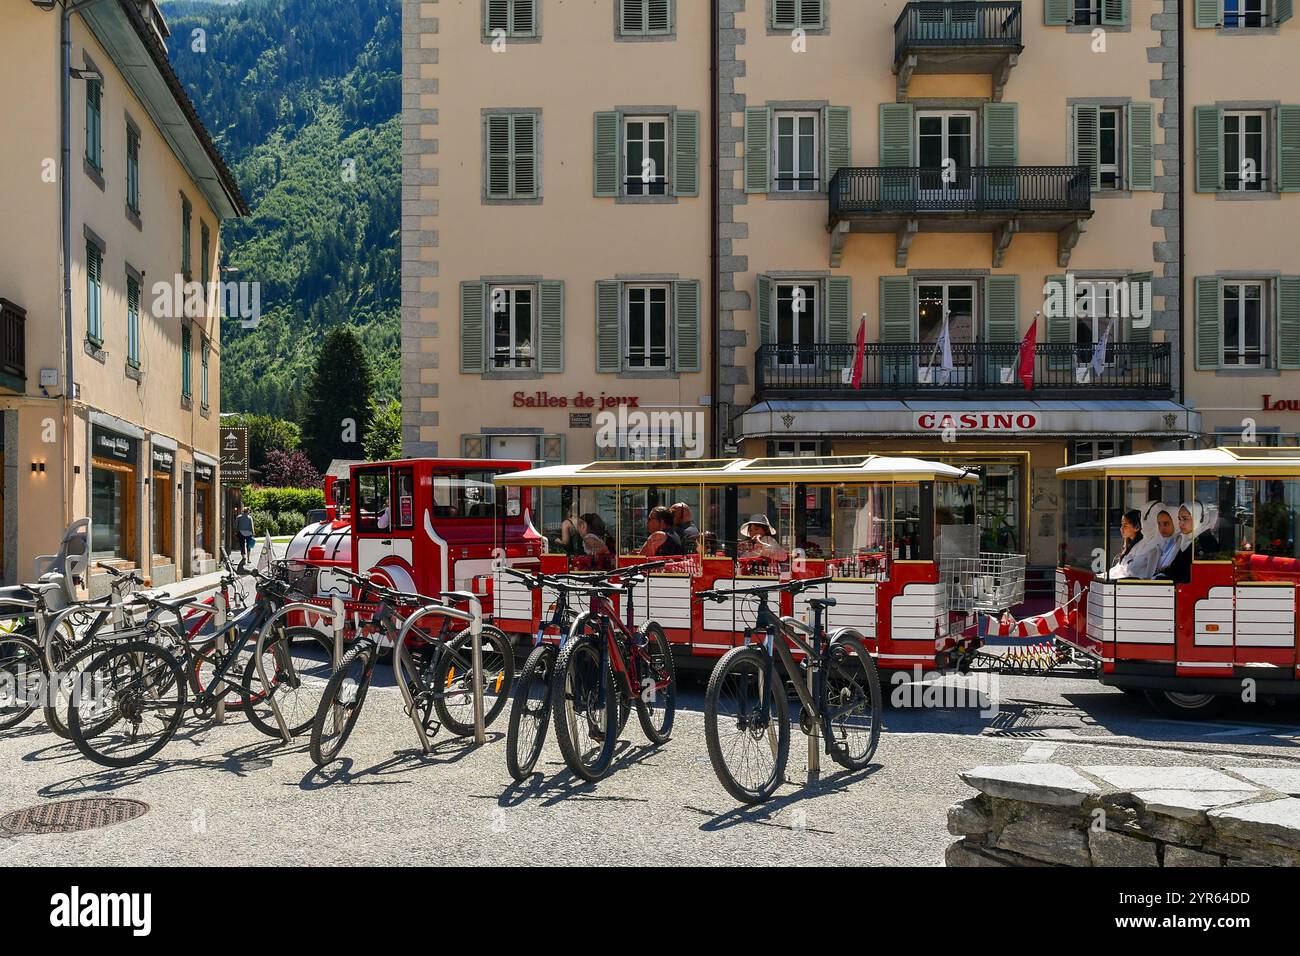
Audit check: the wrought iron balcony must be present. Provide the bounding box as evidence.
[894,2,1024,100]
[755,342,1172,399]
[0,299,26,394]
[827,166,1093,269]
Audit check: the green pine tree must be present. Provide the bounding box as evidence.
[301,326,373,470]
[363,398,403,461]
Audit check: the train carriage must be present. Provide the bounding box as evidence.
[1055,447,1300,718]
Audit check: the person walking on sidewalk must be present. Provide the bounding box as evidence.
[235,508,255,561]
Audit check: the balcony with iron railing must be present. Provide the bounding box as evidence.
[893,2,1024,100]
[827,165,1093,269]
[755,342,1172,399]
[0,299,26,394]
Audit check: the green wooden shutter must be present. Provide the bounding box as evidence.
[672,110,700,197]
[460,282,486,373]
[596,280,622,372]
[1073,105,1101,190]
[772,0,798,29]
[1278,106,1300,193]
[648,0,672,32]
[673,280,701,372]
[879,276,914,385]
[824,106,851,189]
[1127,102,1155,191]
[486,0,509,34]
[594,111,620,197]
[984,276,1020,343]
[745,107,771,194]
[486,115,511,197]
[1101,0,1129,26]
[1278,277,1300,370]
[539,280,564,373]
[182,324,192,398]
[825,277,852,344]
[1193,0,1220,28]
[620,0,643,34]
[1194,276,1222,370]
[983,103,1018,165]
[1278,0,1294,24]
[1044,0,1071,25]
[756,275,774,345]
[1194,106,1222,193]
[513,113,537,198]
[800,0,825,28]
[1126,272,1153,369]
[1044,275,1073,369]
[879,103,914,166]
[512,0,537,36]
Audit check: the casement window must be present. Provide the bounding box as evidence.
[485,112,538,200]
[1195,276,1300,370]
[595,279,700,374]
[772,0,825,30]
[201,337,210,410]
[619,0,672,36]
[181,196,192,280]
[485,0,537,38]
[1194,0,1293,28]
[916,110,975,197]
[917,282,977,368]
[181,324,192,399]
[126,125,140,215]
[126,274,141,368]
[1044,274,1152,368]
[877,275,1018,382]
[624,115,669,196]
[85,78,102,169]
[1044,0,1131,25]
[744,105,850,194]
[1071,103,1154,191]
[594,110,698,198]
[460,280,565,374]
[756,276,852,358]
[86,241,103,345]
[1197,105,1300,192]
[770,440,824,458]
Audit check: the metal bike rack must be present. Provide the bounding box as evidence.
[253,600,346,744]
[392,594,487,752]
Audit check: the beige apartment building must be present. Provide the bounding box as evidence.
[402,0,1296,569]
[0,0,247,593]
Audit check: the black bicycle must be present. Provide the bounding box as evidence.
[696,577,882,804]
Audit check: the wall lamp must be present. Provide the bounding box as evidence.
[30,460,46,474]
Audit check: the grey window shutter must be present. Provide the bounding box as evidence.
[673,280,701,372]
[824,106,851,189]
[1194,106,1222,193]
[772,0,798,29]
[1278,277,1300,370]
[1127,102,1154,191]
[486,114,512,197]
[512,0,537,36]
[594,111,620,197]
[1126,272,1153,369]
[1073,105,1101,190]
[1278,106,1300,192]
[596,280,622,372]
[745,107,772,194]
[648,0,672,32]
[879,276,914,342]
[983,275,1020,343]
[539,280,564,373]
[1193,0,1220,28]
[800,0,824,28]
[621,0,644,33]
[879,103,914,166]
[1045,275,1072,369]
[1044,0,1071,25]
[486,0,509,35]
[513,113,538,198]
[1101,0,1129,26]
[825,277,852,344]
[460,281,486,373]
[982,102,1019,166]
[672,110,700,197]
[757,274,774,344]
[1194,276,1222,370]
[1278,0,1294,23]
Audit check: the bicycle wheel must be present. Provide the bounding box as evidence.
[552,636,617,782]
[188,634,259,711]
[505,643,555,780]
[69,641,187,768]
[632,622,676,746]
[431,625,514,736]
[244,626,335,739]
[821,634,882,771]
[703,645,790,804]
[39,617,90,739]
[309,643,375,766]
[0,634,43,730]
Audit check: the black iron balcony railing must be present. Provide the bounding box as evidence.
[755,342,1172,397]
[0,299,26,391]
[829,166,1092,219]
[894,1,1023,66]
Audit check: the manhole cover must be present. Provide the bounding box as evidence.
[0,798,149,836]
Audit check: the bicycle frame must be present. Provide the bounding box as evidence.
[254,595,346,743]
[745,592,829,725]
[393,595,483,752]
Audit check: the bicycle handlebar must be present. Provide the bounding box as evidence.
[696,576,835,603]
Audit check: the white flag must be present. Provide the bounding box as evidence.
[938,312,955,385]
[1090,318,1112,378]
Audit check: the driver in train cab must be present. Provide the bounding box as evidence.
[641,506,686,557]
[737,514,788,564]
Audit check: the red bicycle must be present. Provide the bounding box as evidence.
[551,563,677,782]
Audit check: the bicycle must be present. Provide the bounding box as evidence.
[308,568,514,767]
[550,562,677,783]
[695,577,883,804]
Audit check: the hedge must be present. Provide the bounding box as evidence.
[242,486,325,514]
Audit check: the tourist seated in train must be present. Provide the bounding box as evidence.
[641,506,687,558]
[669,502,700,552]
[737,514,788,564]
[559,512,615,570]
[1154,501,1220,586]
[1104,508,1158,580]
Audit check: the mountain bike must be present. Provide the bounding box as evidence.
[551,563,677,782]
[308,568,513,766]
[696,577,882,804]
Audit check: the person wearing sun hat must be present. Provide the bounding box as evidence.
[737,514,788,562]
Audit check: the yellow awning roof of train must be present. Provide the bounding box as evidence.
[1058,447,1300,480]
[493,455,978,488]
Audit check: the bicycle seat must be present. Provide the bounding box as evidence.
[442,590,478,605]
[0,585,37,608]
[808,596,837,610]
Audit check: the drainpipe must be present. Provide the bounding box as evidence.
[1177,0,1187,440]
[709,0,720,457]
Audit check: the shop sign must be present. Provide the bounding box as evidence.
[151,447,175,474]
[196,463,215,484]
[513,391,640,411]
[220,427,249,480]
[93,427,137,465]
[1263,395,1300,412]
[569,413,593,429]
[915,411,1041,434]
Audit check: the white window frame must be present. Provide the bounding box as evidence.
[772,111,820,193]
[1098,107,1124,190]
[1221,279,1269,368]
[623,283,672,370]
[916,280,978,355]
[1222,0,1269,28]
[915,109,976,201]
[623,114,670,197]
[488,284,536,370]
[1223,110,1269,192]
[774,280,820,365]
[1073,0,1104,24]
[1072,278,1128,366]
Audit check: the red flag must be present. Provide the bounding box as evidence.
[1017,316,1038,391]
[849,314,867,390]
